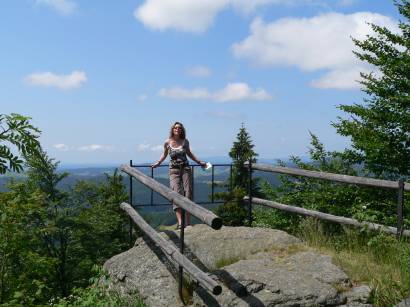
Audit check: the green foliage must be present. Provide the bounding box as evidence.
[0,113,41,174]
[252,181,300,232]
[215,187,248,226]
[215,124,260,226]
[69,171,130,288]
[25,149,68,203]
[51,267,145,307]
[253,133,408,232]
[0,184,54,305]
[228,123,258,190]
[215,256,241,269]
[333,0,410,179]
[0,149,132,306]
[23,149,73,298]
[297,219,410,306]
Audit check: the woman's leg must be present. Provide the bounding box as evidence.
[182,167,193,225]
[169,169,184,226]
[175,208,182,226]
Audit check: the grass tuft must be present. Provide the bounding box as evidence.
[296,218,410,307]
[215,257,241,268]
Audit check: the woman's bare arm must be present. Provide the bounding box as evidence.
[151,140,169,168]
[185,140,206,167]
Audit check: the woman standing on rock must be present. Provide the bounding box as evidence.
[151,122,206,229]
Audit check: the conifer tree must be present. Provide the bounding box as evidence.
[229,123,258,190]
[24,149,71,297]
[333,0,410,179]
[215,124,259,226]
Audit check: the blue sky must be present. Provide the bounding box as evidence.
[0,0,401,165]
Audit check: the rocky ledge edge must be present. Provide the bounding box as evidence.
[104,225,372,307]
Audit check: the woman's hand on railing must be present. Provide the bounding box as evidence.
[151,161,160,168]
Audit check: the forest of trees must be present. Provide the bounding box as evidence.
[0,118,135,305]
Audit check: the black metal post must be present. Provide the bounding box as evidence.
[397,178,405,240]
[179,209,186,303]
[211,165,215,203]
[150,167,154,206]
[248,159,253,227]
[191,166,195,202]
[230,164,233,192]
[129,160,133,246]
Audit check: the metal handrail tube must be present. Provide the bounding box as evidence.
[120,202,222,295]
[131,201,225,207]
[121,164,222,230]
[130,163,232,168]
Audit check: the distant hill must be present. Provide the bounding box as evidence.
[0,163,282,198]
[0,161,289,227]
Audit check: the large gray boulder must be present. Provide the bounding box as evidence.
[181,225,301,270]
[104,225,372,306]
[104,237,184,307]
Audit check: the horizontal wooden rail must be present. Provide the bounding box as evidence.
[246,196,410,237]
[121,164,222,230]
[121,202,222,295]
[246,162,410,191]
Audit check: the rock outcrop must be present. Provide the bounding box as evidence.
[395,298,410,307]
[104,225,372,306]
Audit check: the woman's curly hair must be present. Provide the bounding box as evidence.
[169,121,186,139]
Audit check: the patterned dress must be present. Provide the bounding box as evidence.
[168,139,192,210]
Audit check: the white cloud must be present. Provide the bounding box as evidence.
[134,0,332,33]
[231,0,312,13]
[310,66,364,89]
[158,82,271,102]
[233,13,397,71]
[214,83,271,102]
[25,70,87,90]
[158,87,209,100]
[53,143,69,151]
[135,0,229,33]
[137,143,151,152]
[36,0,77,16]
[137,94,148,102]
[232,13,398,90]
[151,145,164,152]
[137,143,163,152]
[185,66,212,78]
[77,144,112,152]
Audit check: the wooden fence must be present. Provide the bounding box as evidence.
[120,164,222,302]
[245,162,408,239]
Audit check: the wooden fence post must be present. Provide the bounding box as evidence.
[397,178,405,240]
[248,159,253,227]
[179,209,186,302]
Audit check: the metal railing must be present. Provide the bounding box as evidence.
[128,160,233,206]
